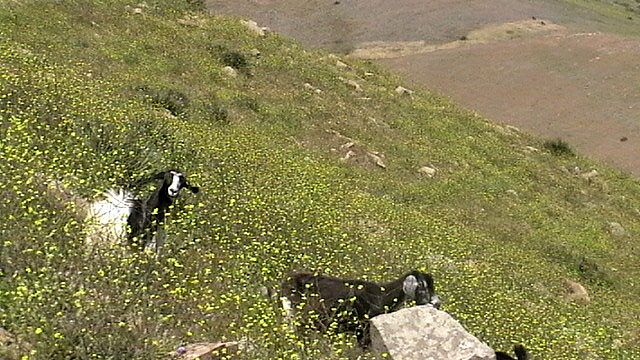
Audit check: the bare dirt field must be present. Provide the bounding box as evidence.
[378,27,640,175]
[207,0,640,176]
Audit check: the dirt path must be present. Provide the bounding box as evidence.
[207,0,640,176]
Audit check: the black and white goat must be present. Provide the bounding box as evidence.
[280,270,442,347]
[495,344,529,360]
[84,170,199,252]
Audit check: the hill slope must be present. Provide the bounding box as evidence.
[1,1,640,358]
[207,0,640,178]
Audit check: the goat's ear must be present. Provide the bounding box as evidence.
[402,275,418,298]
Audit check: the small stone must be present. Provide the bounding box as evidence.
[368,152,386,168]
[0,327,14,344]
[581,169,599,181]
[524,146,539,153]
[345,79,362,91]
[241,19,267,36]
[132,7,143,14]
[249,48,261,57]
[418,166,437,178]
[342,150,356,161]
[336,60,349,69]
[563,279,590,304]
[608,222,626,237]
[341,141,355,149]
[395,86,414,95]
[222,66,238,78]
[506,189,518,196]
[505,125,521,133]
[173,342,238,360]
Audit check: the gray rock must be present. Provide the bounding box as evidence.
[336,60,349,69]
[608,222,626,237]
[172,342,238,360]
[395,86,414,95]
[240,19,268,36]
[342,150,356,161]
[418,166,437,178]
[505,125,521,133]
[368,152,386,168]
[341,141,356,149]
[563,279,590,304]
[0,327,13,344]
[303,82,322,93]
[0,327,20,360]
[222,66,238,78]
[249,48,261,58]
[346,79,362,92]
[370,306,496,360]
[581,169,599,181]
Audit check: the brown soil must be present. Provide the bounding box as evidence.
[206,0,640,176]
[378,30,640,176]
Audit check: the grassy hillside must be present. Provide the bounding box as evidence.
[1,1,639,358]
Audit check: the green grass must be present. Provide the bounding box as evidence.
[1,1,640,359]
[562,0,640,36]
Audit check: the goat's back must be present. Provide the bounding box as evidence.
[282,273,387,308]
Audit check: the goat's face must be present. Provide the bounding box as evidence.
[159,171,200,198]
[402,271,442,308]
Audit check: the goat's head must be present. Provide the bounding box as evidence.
[154,170,200,198]
[402,270,442,308]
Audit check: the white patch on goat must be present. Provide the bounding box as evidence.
[85,189,134,248]
[402,275,418,298]
[430,294,442,308]
[280,296,295,321]
[167,171,183,197]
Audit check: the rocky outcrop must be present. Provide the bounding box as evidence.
[370,306,496,360]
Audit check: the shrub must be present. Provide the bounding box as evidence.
[543,138,574,156]
[222,50,250,71]
[137,86,190,116]
[186,0,206,11]
[203,101,230,124]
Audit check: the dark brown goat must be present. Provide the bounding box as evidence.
[280,270,442,347]
[496,344,529,360]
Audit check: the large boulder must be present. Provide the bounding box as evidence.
[370,306,496,360]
